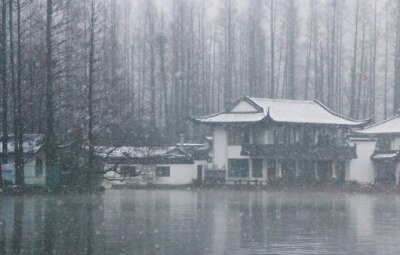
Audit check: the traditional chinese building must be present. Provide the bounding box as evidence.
[193,97,370,184]
[356,114,400,185]
[96,144,209,187]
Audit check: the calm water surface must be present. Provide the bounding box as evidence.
[1,190,400,255]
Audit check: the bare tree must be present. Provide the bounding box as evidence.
[45,0,56,169]
[394,0,400,115]
[1,0,7,171]
[87,0,95,187]
[350,0,359,118]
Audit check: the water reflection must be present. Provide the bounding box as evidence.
[0,190,400,254]
[11,199,23,255]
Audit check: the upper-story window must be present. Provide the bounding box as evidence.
[274,127,295,145]
[303,127,314,146]
[316,128,335,146]
[253,129,264,144]
[120,165,137,177]
[297,126,314,146]
[228,128,249,145]
[377,137,391,150]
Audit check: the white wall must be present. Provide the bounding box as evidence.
[4,153,47,186]
[392,136,400,150]
[230,101,257,112]
[213,127,228,169]
[347,140,377,184]
[24,156,47,186]
[396,162,400,185]
[105,162,205,185]
[227,146,247,159]
[156,164,197,185]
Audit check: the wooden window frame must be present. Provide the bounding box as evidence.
[228,159,249,178]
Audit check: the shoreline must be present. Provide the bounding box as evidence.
[1,182,400,196]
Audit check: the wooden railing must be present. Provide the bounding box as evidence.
[204,170,225,184]
[241,143,357,160]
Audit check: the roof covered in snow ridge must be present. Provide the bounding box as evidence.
[192,97,370,126]
[357,115,400,135]
[94,146,190,159]
[0,134,45,154]
[94,146,195,165]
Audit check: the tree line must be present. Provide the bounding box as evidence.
[0,0,399,186]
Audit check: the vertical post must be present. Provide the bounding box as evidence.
[314,161,319,180]
[179,133,185,150]
[295,160,299,178]
[263,160,268,182]
[314,129,319,145]
[249,158,253,179]
[332,161,337,180]
[276,160,282,178]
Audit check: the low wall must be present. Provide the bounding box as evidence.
[347,139,377,184]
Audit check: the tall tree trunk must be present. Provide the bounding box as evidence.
[304,0,314,100]
[394,0,400,115]
[356,23,366,119]
[224,0,233,109]
[350,0,359,118]
[270,0,275,98]
[45,0,56,170]
[327,0,336,108]
[16,0,24,185]
[370,0,377,117]
[87,0,95,188]
[1,0,7,173]
[158,32,168,136]
[9,0,22,185]
[384,3,389,119]
[147,2,156,128]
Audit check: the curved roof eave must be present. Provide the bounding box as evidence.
[312,99,373,127]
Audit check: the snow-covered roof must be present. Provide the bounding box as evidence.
[193,97,369,126]
[175,143,204,147]
[204,136,213,141]
[357,115,400,135]
[94,146,189,159]
[372,152,399,160]
[194,112,266,123]
[0,134,44,154]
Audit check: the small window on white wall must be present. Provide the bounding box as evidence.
[120,165,137,177]
[156,166,170,177]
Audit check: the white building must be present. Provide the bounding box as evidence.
[0,134,53,187]
[355,115,400,185]
[96,145,208,187]
[193,97,370,184]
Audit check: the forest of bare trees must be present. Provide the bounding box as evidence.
[0,0,400,184]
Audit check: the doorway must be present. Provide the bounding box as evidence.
[197,165,203,183]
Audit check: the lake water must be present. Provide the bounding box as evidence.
[1,190,400,255]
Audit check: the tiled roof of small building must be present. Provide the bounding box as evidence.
[0,134,44,154]
[357,115,400,135]
[94,146,188,159]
